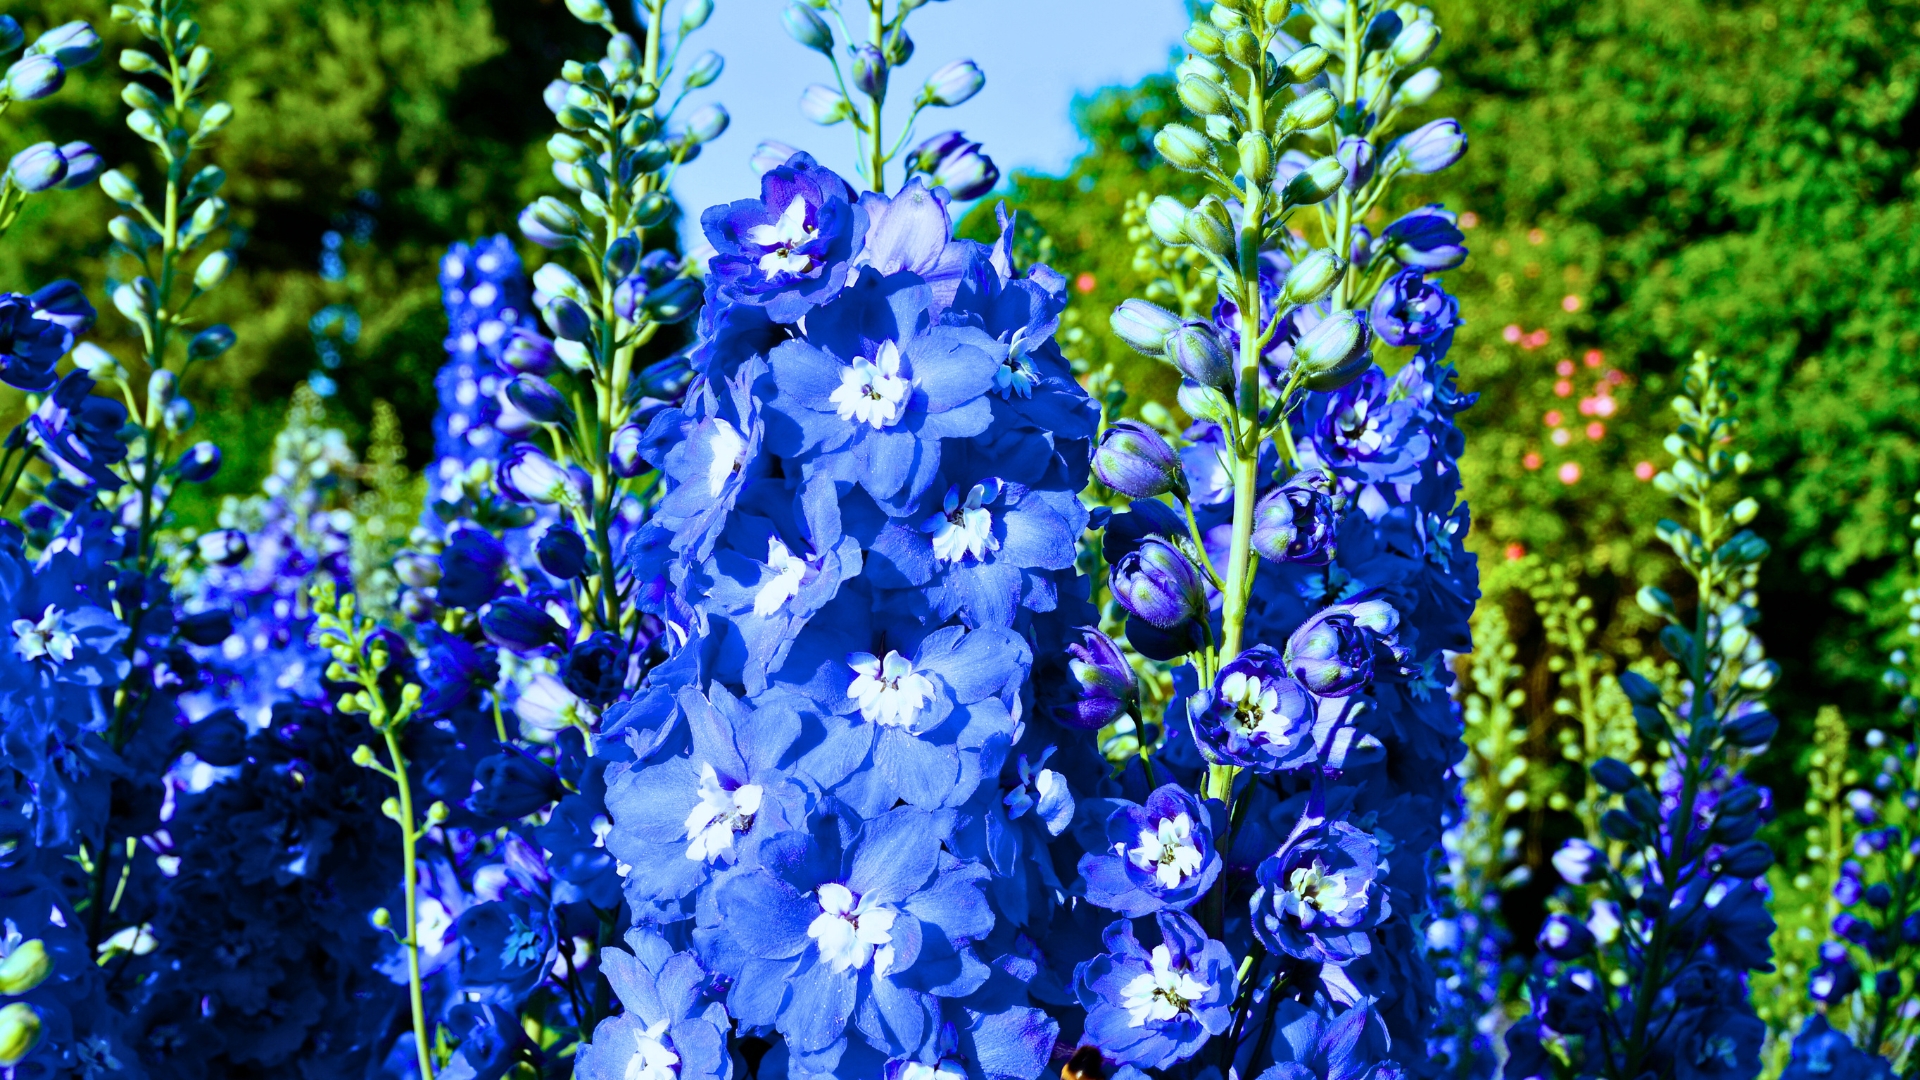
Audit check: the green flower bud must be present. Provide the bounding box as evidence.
[1398,68,1441,105]
[1182,198,1236,259]
[121,83,163,113]
[1635,586,1674,617]
[1207,4,1246,29]
[782,2,833,54]
[1184,23,1226,57]
[633,190,673,228]
[1279,87,1338,133]
[1262,0,1288,23]
[529,195,583,237]
[371,905,392,927]
[679,0,714,32]
[189,195,226,235]
[1222,27,1261,69]
[1280,44,1329,82]
[1177,74,1232,117]
[1146,196,1189,245]
[193,249,232,291]
[1732,497,1759,524]
[119,48,159,74]
[1154,124,1214,172]
[127,108,165,142]
[1390,20,1440,67]
[564,0,612,24]
[100,168,142,205]
[557,104,596,131]
[196,101,232,138]
[1212,0,1249,11]
[108,215,154,252]
[185,164,224,202]
[1236,131,1273,184]
[0,1002,41,1067]
[682,49,723,91]
[185,44,210,84]
[547,132,591,163]
[1281,248,1343,305]
[1280,155,1346,208]
[0,940,50,995]
[188,324,235,360]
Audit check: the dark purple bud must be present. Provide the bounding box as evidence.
[1337,136,1374,190]
[56,142,102,190]
[470,748,565,819]
[1835,913,1873,945]
[183,709,247,767]
[1390,118,1466,174]
[1110,538,1207,630]
[1623,786,1660,827]
[1590,757,1638,794]
[1284,596,1402,696]
[500,326,556,374]
[1865,883,1893,910]
[1618,671,1662,707]
[611,422,646,478]
[1876,970,1902,999]
[907,130,998,201]
[1093,420,1187,500]
[197,528,248,566]
[4,55,63,102]
[1349,225,1373,268]
[176,608,232,647]
[1714,840,1772,879]
[1380,204,1467,271]
[561,631,628,706]
[543,296,592,342]
[852,43,888,98]
[1061,627,1138,730]
[1168,320,1235,391]
[1835,862,1865,906]
[505,373,570,425]
[1536,913,1595,961]
[1723,708,1778,747]
[172,441,220,483]
[536,526,590,580]
[1904,913,1920,944]
[480,597,564,654]
[1251,472,1334,563]
[1809,959,1859,1003]
[438,528,507,610]
[1602,809,1642,844]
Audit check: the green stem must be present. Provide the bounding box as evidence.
[867,0,886,192]
[383,725,435,1080]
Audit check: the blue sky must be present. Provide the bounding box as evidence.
[667,0,1189,219]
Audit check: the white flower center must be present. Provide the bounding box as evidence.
[752,537,809,617]
[746,198,820,278]
[1334,397,1385,456]
[705,419,746,497]
[1220,671,1290,745]
[623,1017,681,1080]
[923,482,998,565]
[829,341,911,429]
[1119,944,1211,1027]
[1003,755,1064,821]
[806,882,898,974]
[995,327,1039,399]
[682,763,764,864]
[1125,813,1204,890]
[1283,858,1353,916]
[13,605,75,665]
[849,650,936,730]
[896,1063,967,1080]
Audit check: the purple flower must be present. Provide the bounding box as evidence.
[1781,1016,1891,1080]
[575,934,732,1080]
[1072,910,1235,1070]
[1378,204,1467,271]
[906,130,999,201]
[479,596,563,654]
[1079,784,1223,916]
[1283,595,1404,696]
[1060,627,1139,730]
[1188,645,1315,770]
[1251,797,1391,963]
[1369,269,1459,349]
[0,291,76,392]
[1536,913,1596,960]
[701,150,868,323]
[561,631,628,706]
[497,444,582,505]
[1094,420,1187,500]
[30,371,127,490]
[1111,539,1207,631]
[1389,118,1467,174]
[1338,136,1375,189]
[1252,472,1335,564]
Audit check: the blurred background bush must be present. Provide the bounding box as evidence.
[5,0,1920,978]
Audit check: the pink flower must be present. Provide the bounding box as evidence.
[1504,542,1525,561]
[1553,379,1572,397]
[1523,452,1543,471]
[1503,324,1523,343]
[1586,422,1604,440]
[1528,228,1546,245]
[1556,359,1575,377]
[1544,409,1563,426]
[1557,462,1581,484]
[1460,211,1480,228]
[1562,294,1582,312]
[1075,273,1097,294]
[1592,395,1616,418]
[1584,349,1604,367]
[1634,461,1655,481]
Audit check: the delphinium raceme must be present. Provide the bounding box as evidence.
[1091,0,1471,1071]
[1769,494,1920,1078]
[778,0,998,196]
[1508,351,1779,1080]
[0,13,104,238]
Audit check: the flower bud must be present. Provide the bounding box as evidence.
[1293,308,1370,390]
[1061,627,1139,730]
[1111,538,1207,630]
[1399,67,1442,105]
[1094,420,1187,500]
[882,26,914,66]
[1178,73,1232,117]
[56,142,102,190]
[543,297,592,342]
[923,59,985,107]
[1590,757,1638,794]
[564,0,612,23]
[1618,671,1662,706]
[0,1002,42,1067]
[1715,840,1773,879]
[1599,809,1640,843]
[1537,913,1596,961]
[0,17,20,55]
[471,748,565,819]
[498,445,581,505]
[100,168,141,205]
[197,529,248,566]
[1182,205,1235,262]
[1281,249,1343,305]
[1337,136,1374,190]
[1281,155,1346,208]
[1391,20,1440,67]
[1391,118,1466,174]
[1252,472,1335,562]
[685,103,729,145]
[679,0,714,32]
[0,940,50,995]
[1154,124,1214,172]
[7,142,66,193]
[1280,43,1329,82]
[1722,708,1778,747]
[481,596,565,653]
[682,49,723,91]
[179,609,236,647]
[524,196,582,245]
[173,441,221,483]
[611,421,647,478]
[193,249,234,292]
[1362,10,1403,55]
[29,21,100,67]
[4,54,63,101]
[799,83,852,125]
[852,44,888,99]
[537,526,591,580]
[1552,839,1605,884]
[1146,195,1189,245]
[1279,87,1337,133]
[1168,320,1235,390]
[782,3,833,54]
[1237,131,1273,184]
[1110,299,1182,355]
[1184,22,1226,56]
[505,373,571,425]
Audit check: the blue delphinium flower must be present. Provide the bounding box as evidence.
[703,152,868,323]
[1072,910,1235,1070]
[575,931,732,1080]
[1252,794,1392,965]
[1079,785,1224,917]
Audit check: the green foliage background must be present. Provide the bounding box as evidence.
[7,0,1920,902]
